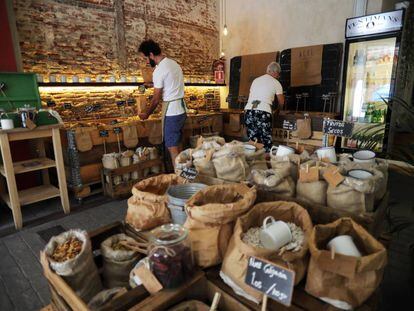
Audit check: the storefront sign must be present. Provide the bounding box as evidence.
[323,119,354,137]
[245,256,295,307]
[346,10,403,38]
[180,167,198,180]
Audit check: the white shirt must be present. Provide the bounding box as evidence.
[153,57,186,116]
[244,74,283,114]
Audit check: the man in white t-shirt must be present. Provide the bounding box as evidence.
[244,61,284,152]
[138,39,187,167]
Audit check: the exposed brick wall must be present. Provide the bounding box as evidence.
[13,0,219,80]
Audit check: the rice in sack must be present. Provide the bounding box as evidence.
[43,230,102,302]
[193,149,216,177]
[175,148,193,174]
[249,168,295,197]
[184,183,257,267]
[212,144,249,182]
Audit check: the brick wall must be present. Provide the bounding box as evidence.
[13,0,219,79]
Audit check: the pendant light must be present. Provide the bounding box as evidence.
[222,0,228,36]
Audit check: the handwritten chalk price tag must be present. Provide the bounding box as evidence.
[47,100,56,108]
[84,105,94,113]
[63,103,72,110]
[99,130,109,137]
[180,167,198,181]
[245,257,295,307]
[113,127,122,134]
[323,120,354,138]
[323,166,345,187]
[110,120,118,125]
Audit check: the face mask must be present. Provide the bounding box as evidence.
[149,58,156,68]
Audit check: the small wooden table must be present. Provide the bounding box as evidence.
[0,124,70,229]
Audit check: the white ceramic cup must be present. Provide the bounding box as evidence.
[271,145,295,157]
[60,75,67,83]
[131,76,137,82]
[260,216,292,250]
[348,169,373,180]
[353,150,376,164]
[243,144,256,156]
[316,146,337,163]
[1,119,14,130]
[84,76,91,82]
[327,235,362,257]
[72,75,79,83]
[49,75,56,83]
[109,76,116,82]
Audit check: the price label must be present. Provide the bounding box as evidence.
[93,103,102,111]
[110,120,118,125]
[127,99,136,106]
[323,119,354,138]
[116,101,126,107]
[63,103,72,110]
[113,127,122,134]
[99,130,109,137]
[282,120,296,131]
[47,100,56,108]
[84,105,94,113]
[180,167,198,181]
[245,256,295,307]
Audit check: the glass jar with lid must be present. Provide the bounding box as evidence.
[148,223,194,289]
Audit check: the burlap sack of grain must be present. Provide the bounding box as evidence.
[327,172,376,213]
[147,120,163,145]
[175,148,193,174]
[192,148,216,177]
[250,168,296,197]
[270,151,311,181]
[296,160,331,206]
[126,174,186,231]
[131,154,140,180]
[75,128,93,152]
[305,218,387,309]
[212,145,249,182]
[120,150,134,182]
[102,153,122,185]
[123,125,139,148]
[245,147,268,171]
[88,287,127,310]
[184,184,257,267]
[148,147,161,174]
[221,201,313,302]
[44,230,103,302]
[101,234,141,288]
[340,160,388,204]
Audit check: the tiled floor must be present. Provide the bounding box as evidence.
[0,199,127,311]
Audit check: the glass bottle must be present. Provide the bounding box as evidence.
[148,224,194,289]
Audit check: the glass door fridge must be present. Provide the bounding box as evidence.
[341,10,404,151]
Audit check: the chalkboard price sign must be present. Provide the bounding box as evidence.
[99,130,109,137]
[113,127,122,134]
[282,120,296,131]
[245,256,295,307]
[116,101,126,107]
[180,167,198,181]
[84,105,94,113]
[323,119,354,138]
[63,103,72,110]
[47,100,56,108]
[110,120,118,125]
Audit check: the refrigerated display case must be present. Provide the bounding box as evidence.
[341,10,404,151]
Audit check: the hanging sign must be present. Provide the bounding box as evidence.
[345,9,404,38]
[323,119,354,138]
[113,127,122,134]
[245,256,295,307]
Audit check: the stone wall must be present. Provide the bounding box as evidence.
[13,0,219,80]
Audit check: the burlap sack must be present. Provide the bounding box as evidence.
[44,230,103,302]
[131,154,140,180]
[102,153,122,185]
[221,201,313,302]
[75,128,93,152]
[126,174,186,230]
[101,234,140,288]
[120,150,134,182]
[147,121,162,145]
[341,160,387,204]
[184,184,257,267]
[175,148,193,173]
[327,173,376,213]
[270,154,300,181]
[250,169,296,197]
[296,161,330,205]
[88,287,126,310]
[168,300,210,311]
[305,218,387,309]
[296,118,312,139]
[245,148,267,171]
[212,145,249,182]
[123,125,139,148]
[193,157,216,177]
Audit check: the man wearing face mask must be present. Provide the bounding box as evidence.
[138,39,187,167]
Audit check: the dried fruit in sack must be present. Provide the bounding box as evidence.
[50,237,83,262]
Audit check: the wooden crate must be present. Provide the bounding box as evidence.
[41,222,150,311]
[101,158,164,199]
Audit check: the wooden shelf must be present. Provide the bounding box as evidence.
[1,185,61,206]
[38,82,226,87]
[0,157,56,176]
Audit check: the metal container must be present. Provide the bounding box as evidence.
[167,183,206,224]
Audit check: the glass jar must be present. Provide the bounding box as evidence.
[148,224,194,289]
